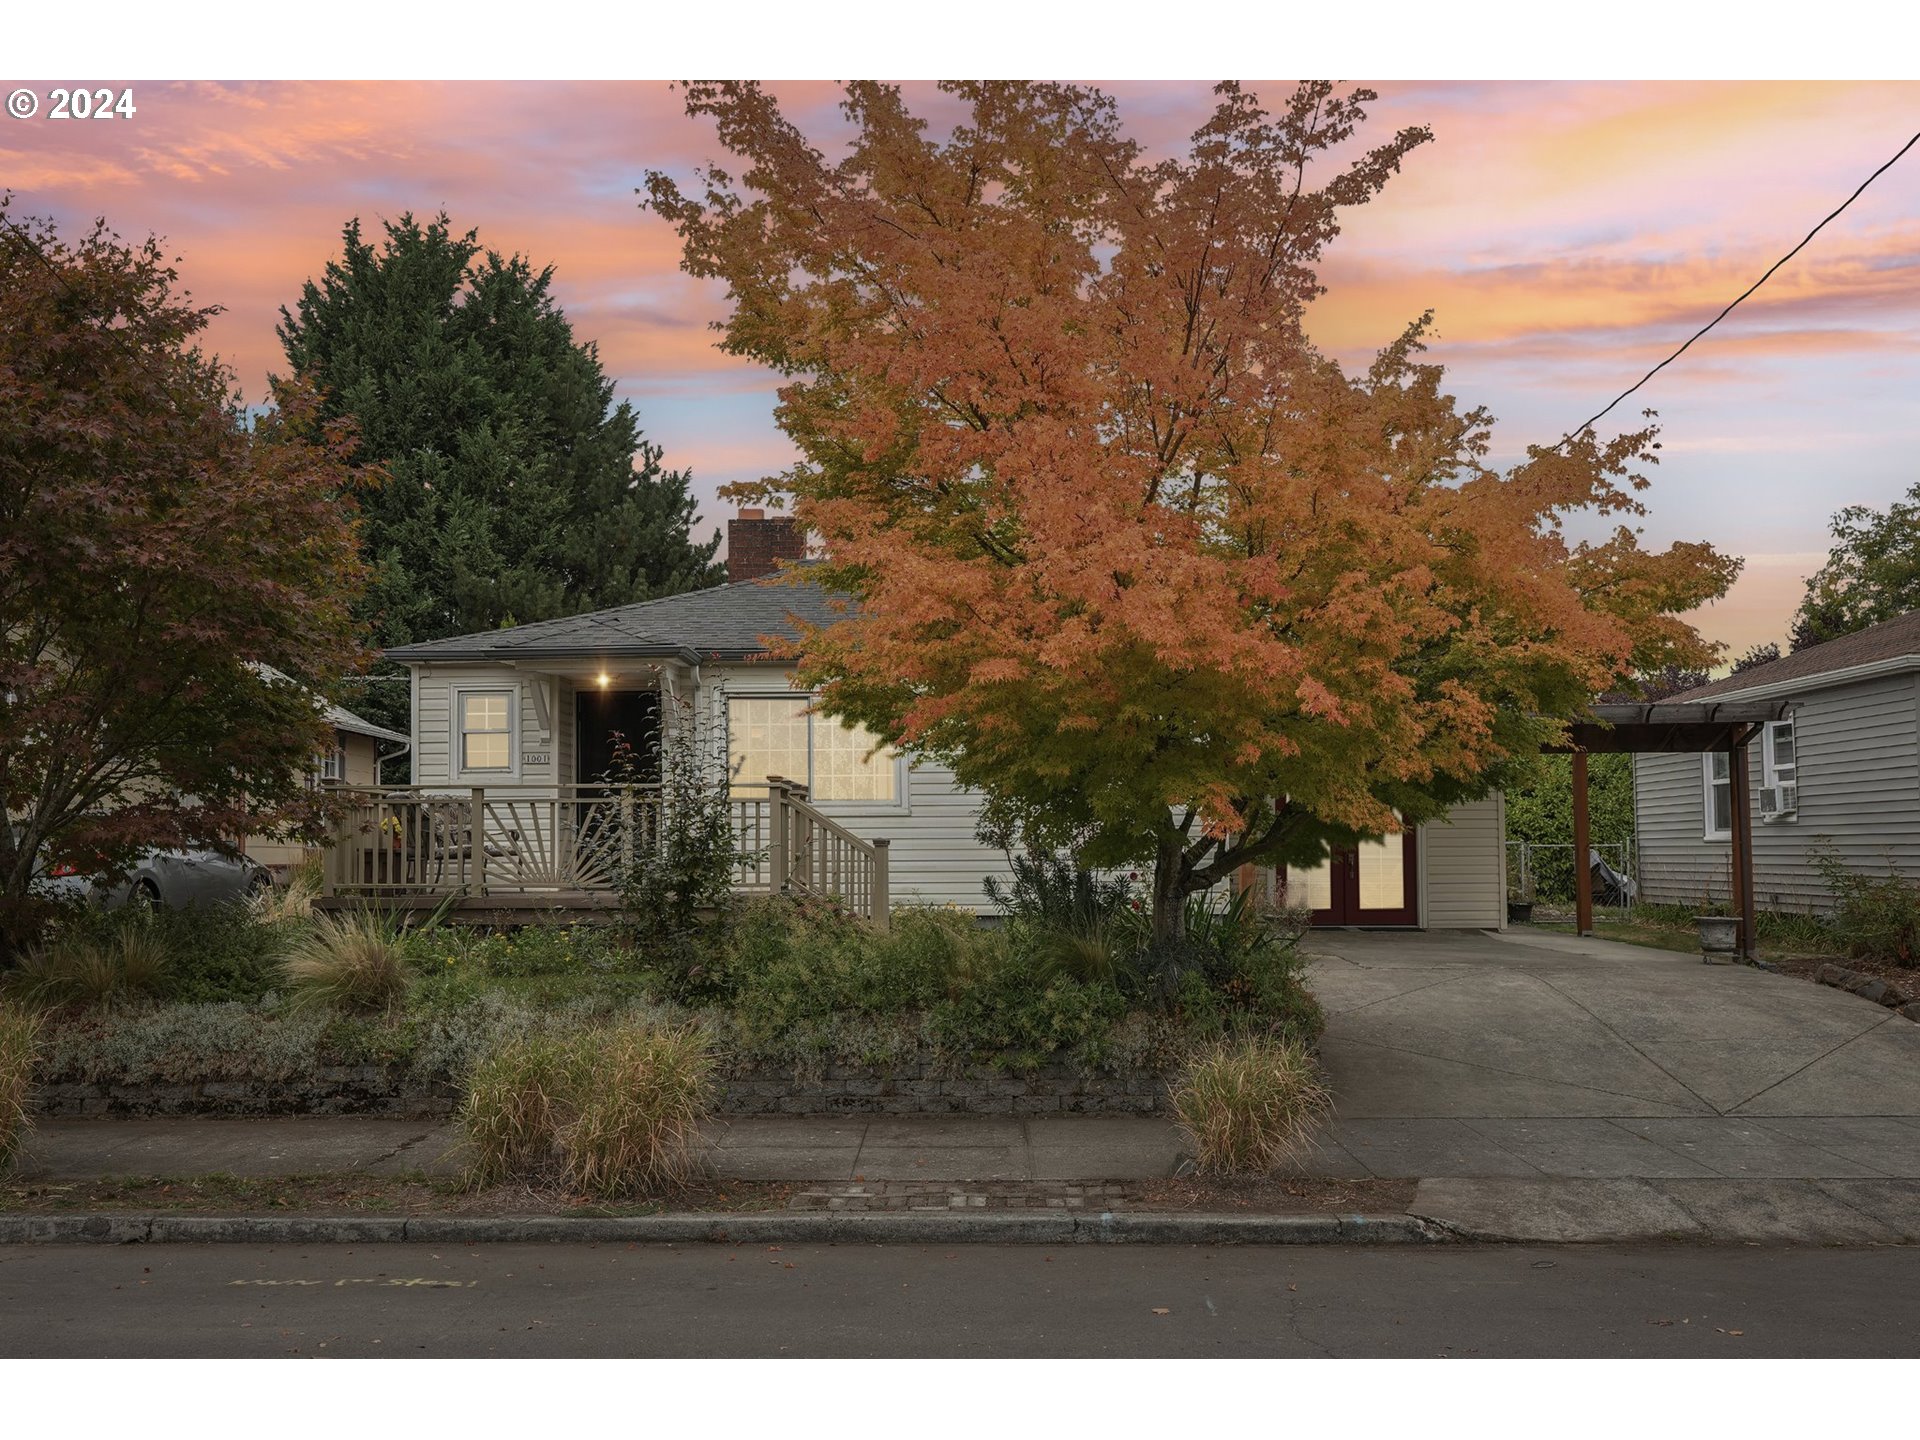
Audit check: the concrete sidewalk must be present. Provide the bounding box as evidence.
[9,1115,1188,1185]
[10,1116,1920,1245]
[17,1110,1920,1184]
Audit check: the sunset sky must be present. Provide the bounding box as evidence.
[4,78,1917,661]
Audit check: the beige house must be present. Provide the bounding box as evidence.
[332,514,1505,929]
[243,700,409,879]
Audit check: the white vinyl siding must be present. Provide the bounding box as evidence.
[1636,673,1920,913]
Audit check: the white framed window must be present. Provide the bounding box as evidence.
[726,694,900,805]
[315,743,347,783]
[1763,720,1796,789]
[1761,718,1798,819]
[456,689,516,775]
[1703,751,1732,840]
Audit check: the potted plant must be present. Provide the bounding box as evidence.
[1695,911,1739,962]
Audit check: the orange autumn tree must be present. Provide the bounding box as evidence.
[645,81,1738,945]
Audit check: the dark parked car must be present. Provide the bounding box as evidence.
[35,845,272,911]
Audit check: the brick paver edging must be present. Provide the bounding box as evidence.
[0,1211,1441,1247]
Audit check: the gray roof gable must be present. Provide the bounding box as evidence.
[383,576,850,664]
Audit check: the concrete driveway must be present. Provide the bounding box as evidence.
[1302,928,1920,1180]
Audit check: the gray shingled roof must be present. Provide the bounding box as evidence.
[382,576,851,664]
[1673,608,1920,702]
[325,700,410,746]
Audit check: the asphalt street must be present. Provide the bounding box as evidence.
[3,1242,1917,1357]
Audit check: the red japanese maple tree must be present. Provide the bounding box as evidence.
[0,204,375,950]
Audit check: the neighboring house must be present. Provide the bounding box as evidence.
[1633,608,1920,913]
[241,698,410,879]
[361,512,1507,928]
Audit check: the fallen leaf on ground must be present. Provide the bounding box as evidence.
[1151,1307,1170,1316]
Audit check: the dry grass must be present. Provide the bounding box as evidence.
[249,859,320,924]
[278,909,408,1012]
[6,927,171,1008]
[0,1004,41,1171]
[1170,1036,1333,1177]
[458,1022,715,1199]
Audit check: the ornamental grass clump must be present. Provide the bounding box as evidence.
[0,1003,41,1170]
[458,1022,714,1199]
[8,926,171,1008]
[1170,1037,1332,1177]
[249,859,319,924]
[278,910,408,1012]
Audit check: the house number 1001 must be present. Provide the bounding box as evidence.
[521,752,550,767]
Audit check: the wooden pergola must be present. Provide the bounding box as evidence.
[1550,700,1793,961]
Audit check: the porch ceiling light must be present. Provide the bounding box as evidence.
[597,672,610,688]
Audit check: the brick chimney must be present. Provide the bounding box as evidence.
[727,508,807,583]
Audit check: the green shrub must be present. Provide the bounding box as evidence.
[722,901,983,1031]
[1170,1037,1332,1176]
[278,910,409,1012]
[0,1003,40,1170]
[6,924,172,1007]
[144,904,290,1003]
[987,852,1146,988]
[458,1022,714,1198]
[1815,853,1920,967]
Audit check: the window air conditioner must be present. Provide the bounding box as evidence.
[1757,783,1798,820]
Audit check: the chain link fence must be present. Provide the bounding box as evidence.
[1506,839,1638,921]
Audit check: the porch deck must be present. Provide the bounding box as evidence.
[315,779,890,926]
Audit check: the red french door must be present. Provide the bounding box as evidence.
[1282,826,1419,927]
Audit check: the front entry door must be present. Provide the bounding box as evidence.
[1283,826,1419,927]
[575,690,661,785]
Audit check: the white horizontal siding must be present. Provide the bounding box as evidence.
[408,665,560,791]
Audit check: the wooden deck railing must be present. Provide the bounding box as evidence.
[320,779,889,927]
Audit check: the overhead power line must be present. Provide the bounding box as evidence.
[1556,126,1920,448]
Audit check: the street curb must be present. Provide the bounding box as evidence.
[0,1210,1445,1247]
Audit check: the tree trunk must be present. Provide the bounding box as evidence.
[1149,835,1188,946]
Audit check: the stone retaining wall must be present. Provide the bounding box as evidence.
[34,1060,1167,1119]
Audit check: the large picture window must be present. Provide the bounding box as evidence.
[459,691,514,772]
[1703,751,1732,840]
[727,695,899,804]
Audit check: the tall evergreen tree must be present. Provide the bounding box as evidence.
[277,214,723,731]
